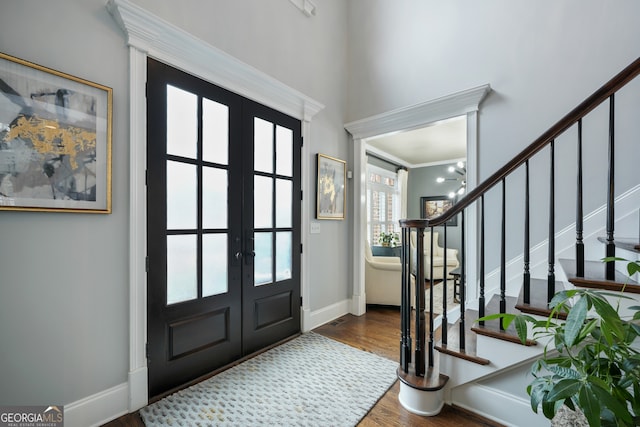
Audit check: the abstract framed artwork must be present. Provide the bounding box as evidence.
[420,195,457,226]
[0,52,112,213]
[316,153,346,220]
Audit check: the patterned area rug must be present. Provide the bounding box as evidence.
[140,332,398,426]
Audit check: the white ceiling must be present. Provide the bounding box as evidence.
[365,115,467,168]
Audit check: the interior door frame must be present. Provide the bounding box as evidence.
[108,0,324,412]
[344,85,491,316]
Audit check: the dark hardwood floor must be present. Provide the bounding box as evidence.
[103,306,503,427]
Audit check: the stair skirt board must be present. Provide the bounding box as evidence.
[481,183,640,296]
[450,383,549,427]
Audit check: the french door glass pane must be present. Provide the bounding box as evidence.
[275,179,292,228]
[167,85,197,159]
[276,231,292,282]
[254,117,273,173]
[202,98,229,165]
[167,161,197,229]
[203,167,227,229]
[203,234,228,297]
[254,232,273,286]
[167,234,197,304]
[254,176,273,229]
[276,125,292,177]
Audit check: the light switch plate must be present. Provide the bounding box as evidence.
[310,222,321,234]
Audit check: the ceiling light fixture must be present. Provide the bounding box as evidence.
[437,161,466,199]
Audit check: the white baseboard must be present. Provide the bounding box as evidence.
[452,383,549,427]
[128,366,148,412]
[304,298,351,331]
[64,382,129,427]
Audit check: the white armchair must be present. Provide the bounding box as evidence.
[410,231,459,280]
[364,240,402,306]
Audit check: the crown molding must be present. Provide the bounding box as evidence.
[344,84,491,140]
[107,0,324,121]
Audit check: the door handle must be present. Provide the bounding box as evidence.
[244,235,255,265]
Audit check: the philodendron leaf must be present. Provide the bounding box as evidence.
[549,290,574,309]
[546,379,582,402]
[578,318,598,342]
[547,365,581,380]
[565,296,588,347]
[627,260,640,276]
[514,315,529,344]
[542,400,557,420]
[590,381,633,425]
[578,386,602,427]
[529,381,547,413]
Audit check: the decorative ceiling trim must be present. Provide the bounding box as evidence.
[344,84,491,140]
[106,0,324,121]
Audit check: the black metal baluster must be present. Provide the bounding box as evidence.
[479,195,486,326]
[576,119,585,278]
[400,226,411,373]
[442,224,448,332]
[415,227,425,376]
[500,179,506,330]
[548,140,556,302]
[606,94,616,280]
[523,160,530,304]
[459,208,466,351]
[428,226,435,368]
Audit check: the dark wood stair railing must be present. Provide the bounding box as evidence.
[397,56,640,382]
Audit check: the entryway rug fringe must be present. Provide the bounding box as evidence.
[140,332,398,426]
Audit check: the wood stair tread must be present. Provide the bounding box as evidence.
[515,278,568,320]
[597,236,640,253]
[470,295,537,346]
[434,311,490,365]
[559,258,640,293]
[397,365,449,391]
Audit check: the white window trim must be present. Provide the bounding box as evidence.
[366,164,400,244]
[106,0,324,411]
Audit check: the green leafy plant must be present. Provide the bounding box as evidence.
[479,258,640,427]
[378,231,399,247]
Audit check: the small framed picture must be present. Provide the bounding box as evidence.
[420,196,457,226]
[316,153,346,220]
[0,52,112,213]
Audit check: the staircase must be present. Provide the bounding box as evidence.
[398,57,640,426]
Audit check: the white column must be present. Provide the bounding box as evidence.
[351,138,367,315]
[128,46,149,412]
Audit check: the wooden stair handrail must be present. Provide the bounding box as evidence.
[404,56,640,228]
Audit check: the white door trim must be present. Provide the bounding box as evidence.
[107,0,324,411]
[344,85,491,314]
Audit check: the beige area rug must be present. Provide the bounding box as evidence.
[140,332,398,427]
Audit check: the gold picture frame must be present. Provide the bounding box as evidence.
[316,153,346,220]
[0,52,112,213]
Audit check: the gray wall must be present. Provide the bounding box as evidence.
[407,164,463,252]
[0,0,350,408]
[348,0,640,270]
[0,0,130,406]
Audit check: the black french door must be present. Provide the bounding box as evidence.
[146,59,301,397]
